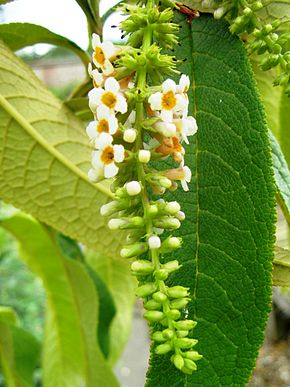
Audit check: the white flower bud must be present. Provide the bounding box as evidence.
[176,211,186,221]
[123,128,137,143]
[164,201,181,215]
[100,201,119,216]
[108,218,127,230]
[148,235,161,249]
[138,150,151,163]
[125,181,141,196]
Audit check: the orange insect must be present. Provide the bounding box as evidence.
[176,2,200,23]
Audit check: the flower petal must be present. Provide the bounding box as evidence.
[149,92,162,111]
[162,79,176,93]
[105,77,120,93]
[160,109,173,122]
[91,151,103,169]
[92,33,101,50]
[115,94,128,114]
[88,88,104,112]
[104,163,119,178]
[108,115,119,134]
[95,132,113,150]
[113,144,125,163]
[178,74,190,93]
[86,121,98,140]
[102,60,114,76]
[88,167,103,182]
[102,41,115,58]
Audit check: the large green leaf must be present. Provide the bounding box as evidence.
[0,212,119,387]
[146,14,275,386]
[0,307,40,387]
[0,23,90,66]
[270,130,290,225]
[0,40,125,256]
[87,252,136,366]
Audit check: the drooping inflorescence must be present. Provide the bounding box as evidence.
[86,0,202,374]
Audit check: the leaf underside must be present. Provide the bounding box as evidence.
[146,14,275,386]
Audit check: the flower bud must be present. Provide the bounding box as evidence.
[162,260,181,273]
[167,286,189,298]
[166,309,181,320]
[164,201,181,215]
[185,351,203,361]
[126,181,142,196]
[159,177,172,189]
[144,299,162,310]
[176,330,189,338]
[100,200,121,216]
[155,342,172,355]
[161,237,182,253]
[153,291,167,303]
[152,331,166,342]
[121,242,148,258]
[162,328,174,339]
[136,283,157,297]
[175,338,198,349]
[123,128,137,143]
[131,260,154,274]
[148,235,161,249]
[138,150,151,163]
[153,217,181,229]
[175,320,197,330]
[183,358,197,371]
[176,211,185,221]
[108,218,127,230]
[170,298,190,309]
[147,204,159,216]
[144,310,164,322]
[172,354,184,370]
[154,269,168,281]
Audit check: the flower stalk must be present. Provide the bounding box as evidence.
[86,0,201,374]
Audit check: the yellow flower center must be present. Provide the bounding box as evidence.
[101,92,117,109]
[101,146,114,165]
[97,119,109,133]
[161,90,176,110]
[94,47,105,65]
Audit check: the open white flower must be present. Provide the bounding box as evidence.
[164,165,192,192]
[148,79,187,122]
[92,133,125,178]
[89,77,127,115]
[88,63,104,88]
[86,105,118,141]
[174,116,198,144]
[92,33,117,76]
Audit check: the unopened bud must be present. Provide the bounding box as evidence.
[183,358,197,371]
[100,200,121,216]
[173,354,184,370]
[131,260,154,274]
[108,218,127,230]
[148,235,161,249]
[126,181,142,196]
[175,338,198,349]
[144,310,164,322]
[176,211,185,221]
[166,309,181,320]
[154,269,168,280]
[123,128,137,143]
[161,237,182,253]
[167,286,189,298]
[159,177,172,189]
[136,283,157,297]
[153,291,167,303]
[153,217,181,229]
[147,204,159,216]
[164,201,181,215]
[175,320,197,330]
[144,299,162,310]
[121,243,148,258]
[185,351,203,361]
[138,149,151,163]
[155,342,172,355]
[170,298,190,309]
[176,330,189,338]
[162,260,181,273]
[162,328,174,339]
[152,331,166,342]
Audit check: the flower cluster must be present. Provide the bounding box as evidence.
[86,0,202,375]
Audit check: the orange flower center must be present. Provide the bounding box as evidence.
[161,91,176,110]
[172,136,182,152]
[97,119,109,133]
[101,146,114,165]
[101,92,117,109]
[94,47,105,65]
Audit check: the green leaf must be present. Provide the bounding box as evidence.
[87,252,136,366]
[269,130,290,225]
[273,246,290,286]
[253,60,290,167]
[65,97,92,121]
[0,212,119,387]
[75,0,102,35]
[0,0,15,4]
[0,40,125,256]
[0,23,90,66]
[146,14,275,386]
[0,307,40,387]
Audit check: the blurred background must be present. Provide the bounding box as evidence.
[0,1,290,386]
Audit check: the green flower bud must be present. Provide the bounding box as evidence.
[181,366,193,375]
[147,204,159,216]
[243,7,252,16]
[260,54,280,71]
[136,283,157,297]
[155,342,172,355]
[164,201,181,215]
[144,310,164,322]
[121,243,148,258]
[185,351,203,361]
[176,330,189,338]
[175,338,198,349]
[162,328,174,339]
[159,177,172,188]
[183,358,197,371]
[251,1,263,11]
[148,8,159,23]
[152,331,166,342]
[154,269,169,280]
[144,299,162,310]
[153,291,167,303]
[162,260,181,273]
[131,260,154,274]
[153,217,181,230]
[166,309,181,320]
[161,237,182,253]
[175,320,197,330]
[172,354,184,370]
[158,8,174,23]
[170,298,190,310]
[167,286,189,298]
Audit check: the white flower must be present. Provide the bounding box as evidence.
[148,79,187,122]
[174,116,198,144]
[86,106,118,141]
[92,33,116,76]
[88,77,127,115]
[148,235,161,249]
[88,63,104,87]
[92,133,125,178]
[126,181,142,196]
